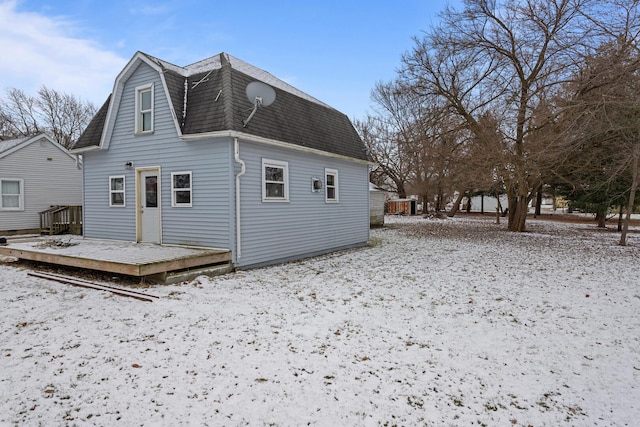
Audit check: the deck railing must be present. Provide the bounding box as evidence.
[39,205,83,235]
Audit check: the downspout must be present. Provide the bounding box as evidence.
[234,137,245,261]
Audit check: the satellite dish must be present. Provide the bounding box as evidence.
[243,81,276,127]
[246,81,276,107]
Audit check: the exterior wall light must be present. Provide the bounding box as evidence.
[312,177,322,192]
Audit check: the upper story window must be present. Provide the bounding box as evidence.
[171,171,192,207]
[325,168,338,202]
[0,179,23,210]
[262,159,289,202]
[135,83,154,134]
[109,175,125,207]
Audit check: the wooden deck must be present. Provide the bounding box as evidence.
[0,236,232,283]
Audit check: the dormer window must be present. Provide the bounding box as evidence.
[135,83,154,134]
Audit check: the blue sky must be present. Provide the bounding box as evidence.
[0,0,458,119]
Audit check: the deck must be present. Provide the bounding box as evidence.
[0,236,232,283]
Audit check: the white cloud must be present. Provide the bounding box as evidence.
[0,0,127,105]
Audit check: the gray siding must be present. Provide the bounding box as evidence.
[83,63,233,248]
[235,140,370,268]
[0,137,82,232]
[160,138,233,248]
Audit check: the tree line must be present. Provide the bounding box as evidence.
[0,86,96,149]
[357,0,640,244]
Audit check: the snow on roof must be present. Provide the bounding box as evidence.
[143,52,330,109]
[0,136,29,155]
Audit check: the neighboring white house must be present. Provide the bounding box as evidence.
[0,134,82,234]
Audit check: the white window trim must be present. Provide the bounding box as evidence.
[262,158,289,202]
[135,83,154,134]
[109,175,126,207]
[325,168,339,203]
[171,171,193,207]
[0,178,24,211]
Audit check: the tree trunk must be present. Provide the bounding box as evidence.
[435,187,444,212]
[620,149,639,246]
[534,191,542,217]
[422,192,429,214]
[507,192,529,232]
[447,191,466,218]
[595,210,607,228]
[618,205,624,232]
[495,194,503,224]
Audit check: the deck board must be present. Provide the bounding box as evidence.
[0,236,231,278]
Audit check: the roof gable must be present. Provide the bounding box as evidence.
[72,52,370,162]
[0,133,76,160]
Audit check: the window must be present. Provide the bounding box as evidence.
[1,179,23,210]
[135,84,154,133]
[262,159,289,202]
[325,168,338,202]
[171,171,192,207]
[109,176,125,207]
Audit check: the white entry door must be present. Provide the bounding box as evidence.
[138,169,160,243]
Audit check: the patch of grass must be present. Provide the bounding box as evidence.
[368,237,383,247]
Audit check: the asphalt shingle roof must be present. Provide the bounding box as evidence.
[73,52,370,162]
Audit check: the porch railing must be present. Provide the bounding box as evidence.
[39,205,83,235]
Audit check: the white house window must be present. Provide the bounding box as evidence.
[135,83,154,133]
[172,171,192,207]
[325,168,338,202]
[262,159,289,202]
[109,175,125,207]
[0,179,23,210]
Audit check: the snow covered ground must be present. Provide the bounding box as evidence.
[1,215,639,426]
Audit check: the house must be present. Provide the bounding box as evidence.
[0,134,82,234]
[71,51,372,269]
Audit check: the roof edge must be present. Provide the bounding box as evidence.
[0,133,77,161]
[180,130,374,165]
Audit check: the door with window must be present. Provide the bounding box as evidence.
[138,169,160,243]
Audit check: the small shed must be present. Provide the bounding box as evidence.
[369,183,386,227]
[387,199,417,216]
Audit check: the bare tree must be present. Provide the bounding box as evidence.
[355,114,413,199]
[400,0,589,231]
[0,88,41,138]
[0,86,96,148]
[356,80,430,199]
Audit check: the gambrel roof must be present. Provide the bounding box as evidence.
[73,52,371,162]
